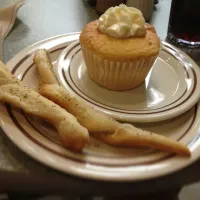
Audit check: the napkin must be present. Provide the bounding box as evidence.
[0,0,24,60]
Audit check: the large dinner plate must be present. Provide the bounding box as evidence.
[1,33,200,181]
[56,40,200,123]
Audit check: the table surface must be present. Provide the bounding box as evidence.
[1,0,200,196]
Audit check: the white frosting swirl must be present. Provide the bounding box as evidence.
[98,4,146,39]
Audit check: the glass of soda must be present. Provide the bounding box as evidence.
[167,0,200,48]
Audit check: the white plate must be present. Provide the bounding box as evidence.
[1,33,200,182]
[56,40,200,123]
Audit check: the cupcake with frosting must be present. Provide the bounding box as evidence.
[80,4,160,90]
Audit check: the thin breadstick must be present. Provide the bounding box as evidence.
[34,49,191,156]
[92,124,191,156]
[40,84,190,156]
[34,49,59,85]
[34,49,119,133]
[0,61,89,151]
[40,84,120,133]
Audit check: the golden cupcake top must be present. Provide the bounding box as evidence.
[80,21,160,61]
[98,4,146,39]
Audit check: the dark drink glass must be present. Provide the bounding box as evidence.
[167,0,200,48]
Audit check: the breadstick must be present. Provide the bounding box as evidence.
[34,49,59,85]
[40,84,190,156]
[40,84,120,133]
[34,49,191,156]
[92,124,190,156]
[34,49,119,133]
[0,61,89,151]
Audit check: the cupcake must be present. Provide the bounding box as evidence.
[80,4,160,91]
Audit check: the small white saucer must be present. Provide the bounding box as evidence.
[56,40,200,122]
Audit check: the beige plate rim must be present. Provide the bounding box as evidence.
[1,33,200,182]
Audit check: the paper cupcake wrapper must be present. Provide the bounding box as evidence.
[82,46,156,91]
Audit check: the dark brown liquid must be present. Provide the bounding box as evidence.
[167,0,200,47]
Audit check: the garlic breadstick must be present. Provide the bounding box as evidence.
[40,84,190,156]
[34,49,59,85]
[92,124,191,156]
[0,61,89,151]
[34,49,191,156]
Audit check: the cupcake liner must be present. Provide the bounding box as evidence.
[81,45,156,91]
